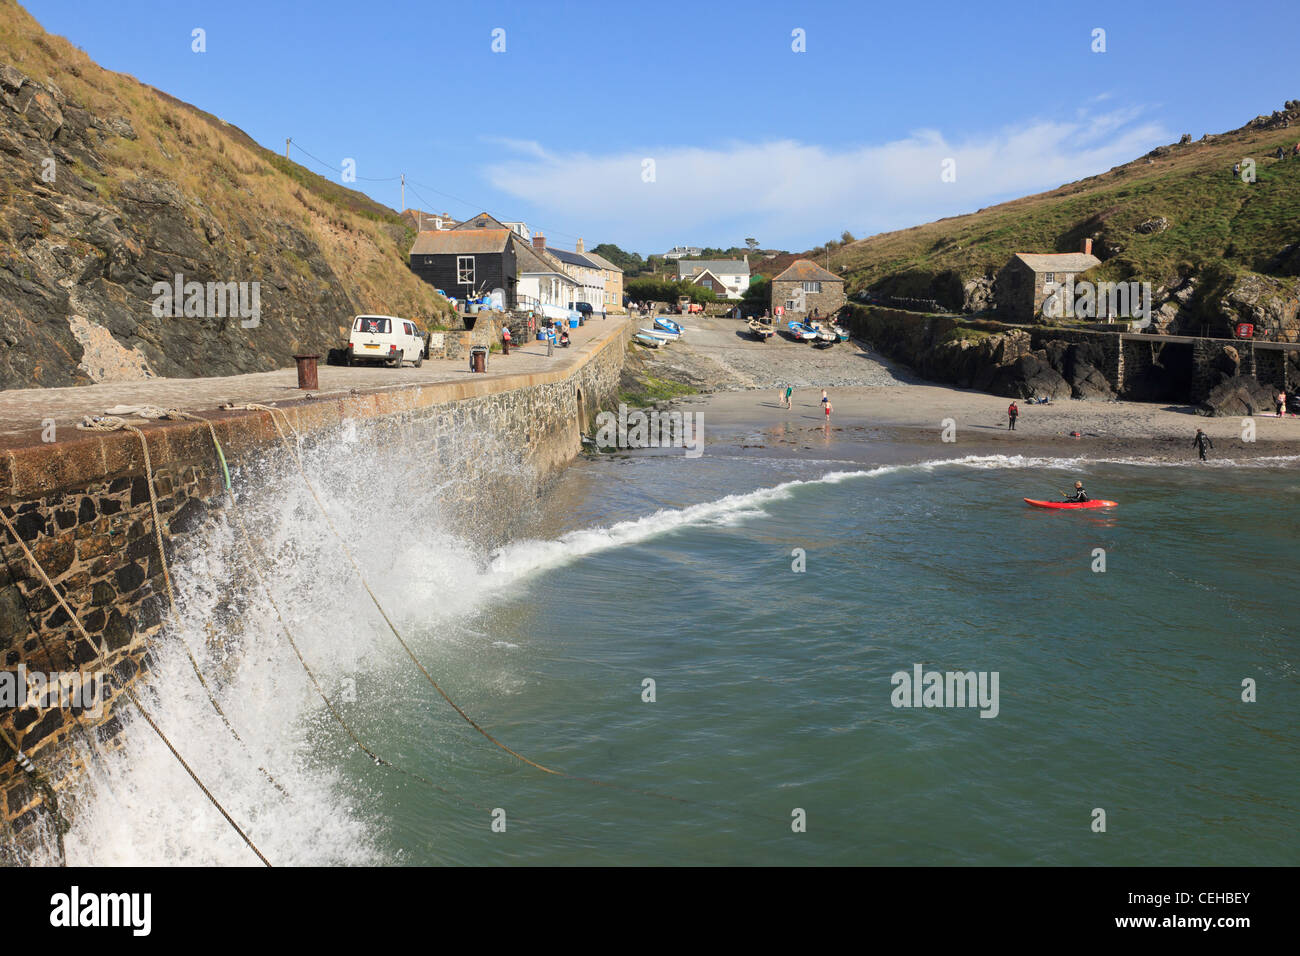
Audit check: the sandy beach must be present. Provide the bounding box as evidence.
[637,314,1300,464]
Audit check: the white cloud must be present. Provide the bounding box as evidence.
[481,107,1168,252]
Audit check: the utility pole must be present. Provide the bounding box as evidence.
[401,173,405,211]
[285,137,290,159]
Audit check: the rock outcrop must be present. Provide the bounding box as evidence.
[1198,375,1277,416]
[0,23,453,390]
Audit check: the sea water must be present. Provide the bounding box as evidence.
[48,438,1299,866]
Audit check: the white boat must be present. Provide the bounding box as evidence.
[807,322,838,343]
[654,317,685,336]
[787,321,819,341]
[640,326,678,341]
[633,333,662,348]
[747,318,775,340]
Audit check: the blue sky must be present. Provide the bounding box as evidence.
[21,0,1300,256]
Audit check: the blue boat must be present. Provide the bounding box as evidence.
[787,321,819,341]
[654,317,684,336]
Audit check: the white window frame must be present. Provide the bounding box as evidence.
[457,256,475,285]
[802,281,822,293]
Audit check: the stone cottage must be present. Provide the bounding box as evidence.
[996,240,1101,322]
[770,260,846,319]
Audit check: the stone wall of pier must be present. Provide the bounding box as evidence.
[0,320,629,859]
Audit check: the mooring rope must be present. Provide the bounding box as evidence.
[5,437,272,865]
[0,504,270,866]
[230,403,566,776]
[0,716,69,864]
[77,415,287,796]
[221,403,736,813]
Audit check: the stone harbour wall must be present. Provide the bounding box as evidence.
[0,319,629,859]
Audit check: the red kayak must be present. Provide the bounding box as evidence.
[1024,498,1118,510]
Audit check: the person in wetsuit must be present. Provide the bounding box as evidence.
[1193,428,1213,461]
[1063,481,1089,502]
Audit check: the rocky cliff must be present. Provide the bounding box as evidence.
[0,1,453,390]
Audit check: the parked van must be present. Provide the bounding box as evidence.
[347,315,424,368]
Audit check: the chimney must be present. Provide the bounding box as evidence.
[1081,238,1093,256]
[576,238,585,253]
[533,233,546,251]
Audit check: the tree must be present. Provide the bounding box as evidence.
[745,237,758,252]
[841,230,855,244]
[591,243,645,274]
[741,275,769,316]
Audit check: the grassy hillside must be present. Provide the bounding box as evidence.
[758,109,1300,328]
[0,0,454,387]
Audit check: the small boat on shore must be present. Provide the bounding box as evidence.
[807,322,838,343]
[747,318,774,341]
[640,326,678,341]
[654,317,684,336]
[787,321,819,342]
[633,333,663,348]
[832,324,850,342]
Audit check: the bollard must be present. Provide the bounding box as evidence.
[293,354,320,390]
[470,345,487,373]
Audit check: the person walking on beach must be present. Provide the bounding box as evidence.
[1007,401,1019,431]
[1193,428,1213,461]
[823,398,833,424]
[784,385,794,409]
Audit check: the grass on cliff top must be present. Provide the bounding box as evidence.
[756,122,1300,300]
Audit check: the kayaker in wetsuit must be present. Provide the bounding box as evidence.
[1062,481,1089,502]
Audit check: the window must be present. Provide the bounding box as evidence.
[354,317,391,333]
[1043,272,1055,283]
[457,256,475,284]
[802,281,822,293]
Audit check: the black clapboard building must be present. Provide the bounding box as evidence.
[408,212,519,307]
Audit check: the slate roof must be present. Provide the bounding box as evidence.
[580,250,622,273]
[410,229,511,255]
[773,259,843,283]
[676,258,750,278]
[1012,253,1101,273]
[512,236,576,280]
[549,247,602,270]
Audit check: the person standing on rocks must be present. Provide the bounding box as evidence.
[1193,428,1213,461]
[1007,401,1019,431]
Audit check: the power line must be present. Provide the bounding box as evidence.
[285,140,589,247]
